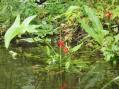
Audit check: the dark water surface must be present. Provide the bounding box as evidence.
[0,45,119,89]
[0,46,34,89]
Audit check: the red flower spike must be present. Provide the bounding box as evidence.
[60,82,68,89]
[57,40,65,48]
[63,47,69,54]
[105,12,113,19]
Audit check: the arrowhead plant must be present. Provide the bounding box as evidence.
[4,15,39,48]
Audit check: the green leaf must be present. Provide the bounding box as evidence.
[4,15,37,48]
[65,6,79,14]
[46,46,50,56]
[20,37,42,43]
[80,5,105,45]
[115,34,119,42]
[22,15,37,26]
[4,15,20,48]
[84,5,103,32]
[65,61,70,70]
[71,42,83,52]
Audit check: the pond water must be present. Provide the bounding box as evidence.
[0,45,119,89]
[0,45,34,89]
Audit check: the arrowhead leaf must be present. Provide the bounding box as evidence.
[22,15,37,26]
[4,15,20,48]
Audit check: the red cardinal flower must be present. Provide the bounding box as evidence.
[60,81,68,89]
[63,47,69,53]
[105,12,112,19]
[57,40,65,48]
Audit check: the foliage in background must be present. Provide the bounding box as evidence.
[101,34,119,63]
[80,5,119,63]
[0,0,38,28]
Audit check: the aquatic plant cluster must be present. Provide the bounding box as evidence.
[0,0,119,89]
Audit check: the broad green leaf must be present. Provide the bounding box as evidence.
[22,15,37,26]
[80,5,105,45]
[4,15,20,48]
[81,20,101,43]
[4,15,37,48]
[84,5,103,32]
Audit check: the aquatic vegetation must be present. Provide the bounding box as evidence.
[0,0,119,89]
[80,5,106,45]
[4,15,39,48]
[101,34,119,63]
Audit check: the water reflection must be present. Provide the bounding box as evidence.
[0,45,119,89]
